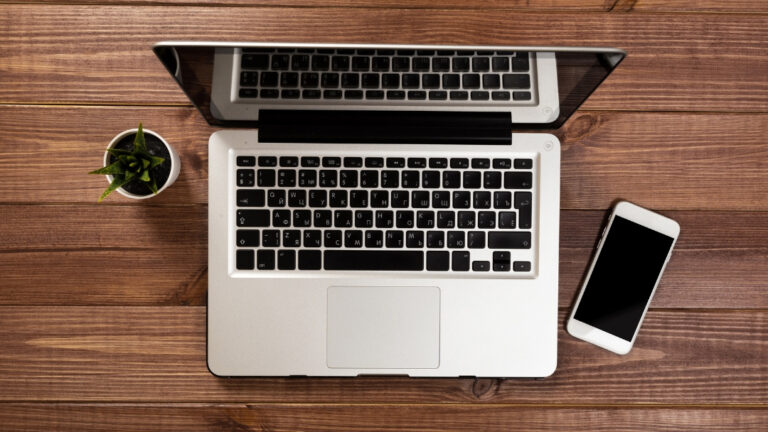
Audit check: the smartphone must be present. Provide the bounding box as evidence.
[567,201,680,355]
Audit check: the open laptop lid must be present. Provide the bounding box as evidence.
[153,42,624,143]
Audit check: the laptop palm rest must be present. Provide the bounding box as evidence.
[327,286,440,370]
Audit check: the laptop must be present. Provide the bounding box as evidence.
[153,42,624,377]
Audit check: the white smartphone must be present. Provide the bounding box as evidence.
[567,201,680,355]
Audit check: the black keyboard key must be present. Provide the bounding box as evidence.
[463,74,480,89]
[242,54,269,69]
[273,210,291,227]
[256,250,275,270]
[426,251,449,271]
[386,230,404,248]
[324,230,342,248]
[309,190,327,207]
[351,56,370,71]
[405,158,424,169]
[387,157,406,168]
[498,211,516,228]
[416,210,435,228]
[472,57,490,72]
[279,156,298,167]
[312,55,330,71]
[301,156,320,167]
[236,229,260,247]
[281,89,300,98]
[267,189,286,207]
[271,54,290,70]
[291,55,309,71]
[313,209,332,227]
[472,260,490,272]
[237,189,265,207]
[381,171,399,188]
[408,91,426,100]
[321,73,339,88]
[513,91,532,101]
[376,210,394,228]
[361,73,379,88]
[382,74,400,88]
[513,261,531,272]
[473,191,491,209]
[492,56,509,72]
[356,49,375,55]
[450,91,468,100]
[364,157,384,168]
[372,57,390,71]
[240,71,258,87]
[412,57,430,71]
[452,251,470,271]
[288,190,307,207]
[303,89,321,99]
[422,171,440,188]
[512,54,530,72]
[260,89,279,99]
[402,74,420,89]
[280,72,299,87]
[406,230,424,248]
[345,90,363,99]
[453,191,471,209]
[494,191,512,209]
[429,91,448,100]
[411,191,429,208]
[488,231,531,249]
[504,171,532,189]
[319,170,338,187]
[450,158,469,168]
[416,50,435,55]
[463,171,481,188]
[483,74,500,89]
[334,210,353,228]
[468,231,485,248]
[443,171,461,188]
[258,156,277,167]
[341,73,359,88]
[421,74,440,89]
[514,191,532,229]
[493,158,512,169]
[429,158,447,168]
[437,50,455,56]
[293,209,312,227]
[322,156,341,167]
[277,169,296,187]
[442,74,460,89]
[260,71,278,87]
[329,189,348,207]
[458,211,475,228]
[471,158,490,169]
[344,157,363,167]
[484,171,502,189]
[452,57,470,72]
[427,231,444,248]
[402,171,420,188]
[502,74,530,89]
[298,250,321,270]
[447,231,464,248]
[514,158,533,169]
[370,190,388,207]
[432,57,450,72]
[391,190,408,207]
[397,210,415,229]
[491,91,510,101]
[478,211,496,228]
[392,57,410,71]
[262,230,280,247]
[324,90,342,99]
[471,91,489,100]
[237,210,269,227]
[277,249,296,270]
[325,251,423,271]
[366,90,385,99]
[493,251,510,272]
[350,190,368,208]
[365,230,384,248]
[331,56,349,71]
[237,169,255,187]
[437,211,455,229]
[387,90,405,100]
[355,210,374,228]
[432,191,450,208]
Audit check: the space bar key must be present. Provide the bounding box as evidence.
[324,251,424,271]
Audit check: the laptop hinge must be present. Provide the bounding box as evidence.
[257,110,512,145]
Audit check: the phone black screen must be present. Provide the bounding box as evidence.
[574,216,674,341]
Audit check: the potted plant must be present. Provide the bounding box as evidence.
[89,123,180,202]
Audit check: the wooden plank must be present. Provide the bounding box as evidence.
[0,307,764,403]
[1,206,766,308]
[0,404,766,431]
[1,6,766,111]
[1,106,766,209]
[7,0,768,14]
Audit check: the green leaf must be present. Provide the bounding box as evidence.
[149,155,165,169]
[133,123,147,153]
[139,170,150,182]
[149,177,159,195]
[142,159,150,169]
[105,148,131,156]
[89,160,125,175]
[97,176,129,202]
[124,170,135,181]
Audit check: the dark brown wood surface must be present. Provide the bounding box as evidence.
[0,0,766,430]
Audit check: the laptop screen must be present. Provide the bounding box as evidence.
[154,43,624,131]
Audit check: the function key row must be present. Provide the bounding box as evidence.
[237,156,533,169]
[239,88,530,102]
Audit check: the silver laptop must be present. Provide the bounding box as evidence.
[154,42,624,377]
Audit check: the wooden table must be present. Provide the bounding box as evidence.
[1,1,766,430]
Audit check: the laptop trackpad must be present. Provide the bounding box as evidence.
[327,286,440,369]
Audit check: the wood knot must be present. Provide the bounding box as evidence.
[472,378,500,400]
[564,113,600,143]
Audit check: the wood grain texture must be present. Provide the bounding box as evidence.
[0,307,765,403]
[0,404,766,432]
[1,6,766,111]
[1,105,766,210]
[1,206,766,308]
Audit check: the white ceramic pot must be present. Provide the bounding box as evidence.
[103,128,181,199]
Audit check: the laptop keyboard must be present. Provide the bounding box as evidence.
[234,153,536,273]
[238,48,534,103]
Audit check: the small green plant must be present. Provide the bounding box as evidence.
[89,123,165,202]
